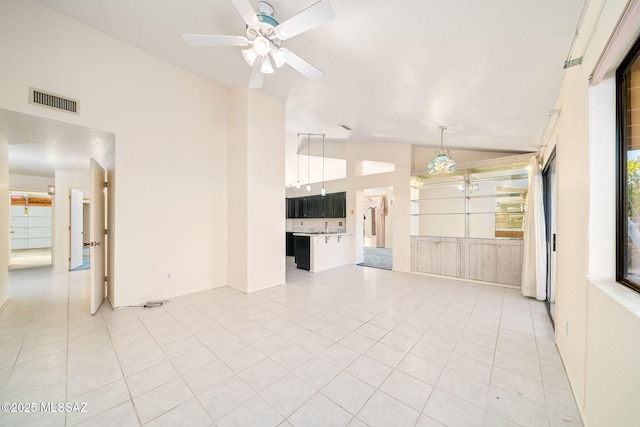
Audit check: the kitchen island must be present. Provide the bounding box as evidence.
[292,232,355,273]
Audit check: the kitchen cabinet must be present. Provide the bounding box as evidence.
[412,237,462,277]
[286,192,347,218]
[293,232,354,272]
[323,194,334,217]
[332,192,346,217]
[294,235,310,270]
[286,199,296,219]
[295,197,309,218]
[410,236,523,286]
[286,232,295,256]
[312,195,324,218]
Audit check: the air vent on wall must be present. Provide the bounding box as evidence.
[29,87,79,115]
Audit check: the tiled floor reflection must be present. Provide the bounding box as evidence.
[0,260,582,426]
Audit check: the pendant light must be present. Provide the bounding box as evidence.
[295,134,301,189]
[426,126,457,175]
[306,134,311,192]
[320,134,326,196]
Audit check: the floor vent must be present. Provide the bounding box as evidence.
[29,87,79,114]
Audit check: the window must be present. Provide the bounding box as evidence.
[617,35,640,293]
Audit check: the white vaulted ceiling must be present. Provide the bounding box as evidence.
[30,0,584,153]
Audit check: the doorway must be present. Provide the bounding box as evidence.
[359,187,393,270]
[70,188,91,271]
[9,191,52,269]
[543,149,558,323]
[1,109,115,314]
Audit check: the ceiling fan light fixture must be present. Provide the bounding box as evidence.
[261,56,274,73]
[183,0,335,88]
[270,48,287,68]
[242,47,258,66]
[253,35,271,56]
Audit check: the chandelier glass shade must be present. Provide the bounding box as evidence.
[427,126,457,175]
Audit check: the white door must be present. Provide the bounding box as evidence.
[70,189,84,270]
[90,158,106,315]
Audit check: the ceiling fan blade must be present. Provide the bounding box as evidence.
[282,49,324,81]
[182,34,249,47]
[229,0,260,28]
[248,62,264,89]
[275,0,335,40]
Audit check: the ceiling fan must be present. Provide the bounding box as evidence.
[183,0,335,89]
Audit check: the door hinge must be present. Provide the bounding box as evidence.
[104,181,108,188]
[104,229,108,235]
[68,257,71,262]
[104,276,108,283]
[68,226,71,231]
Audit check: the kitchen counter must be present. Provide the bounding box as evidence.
[291,232,354,272]
[291,231,353,237]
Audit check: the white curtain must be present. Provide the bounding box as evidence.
[363,196,386,248]
[521,155,547,300]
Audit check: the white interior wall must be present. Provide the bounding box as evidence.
[227,88,249,293]
[0,0,229,306]
[228,88,285,293]
[0,137,9,308]
[539,0,640,424]
[285,133,347,187]
[9,174,52,192]
[247,90,285,292]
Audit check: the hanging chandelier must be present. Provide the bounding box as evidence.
[306,134,311,192]
[426,126,456,175]
[320,134,326,196]
[295,133,301,189]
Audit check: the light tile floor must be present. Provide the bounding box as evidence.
[0,259,582,426]
[9,248,52,269]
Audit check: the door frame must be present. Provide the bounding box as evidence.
[542,148,558,325]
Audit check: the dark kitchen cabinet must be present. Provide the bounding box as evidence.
[332,192,346,217]
[312,195,324,218]
[287,192,346,219]
[295,197,309,218]
[294,235,310,270]
[286,199,295,218]
[286,232,295,256]
[323,194,334,218]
